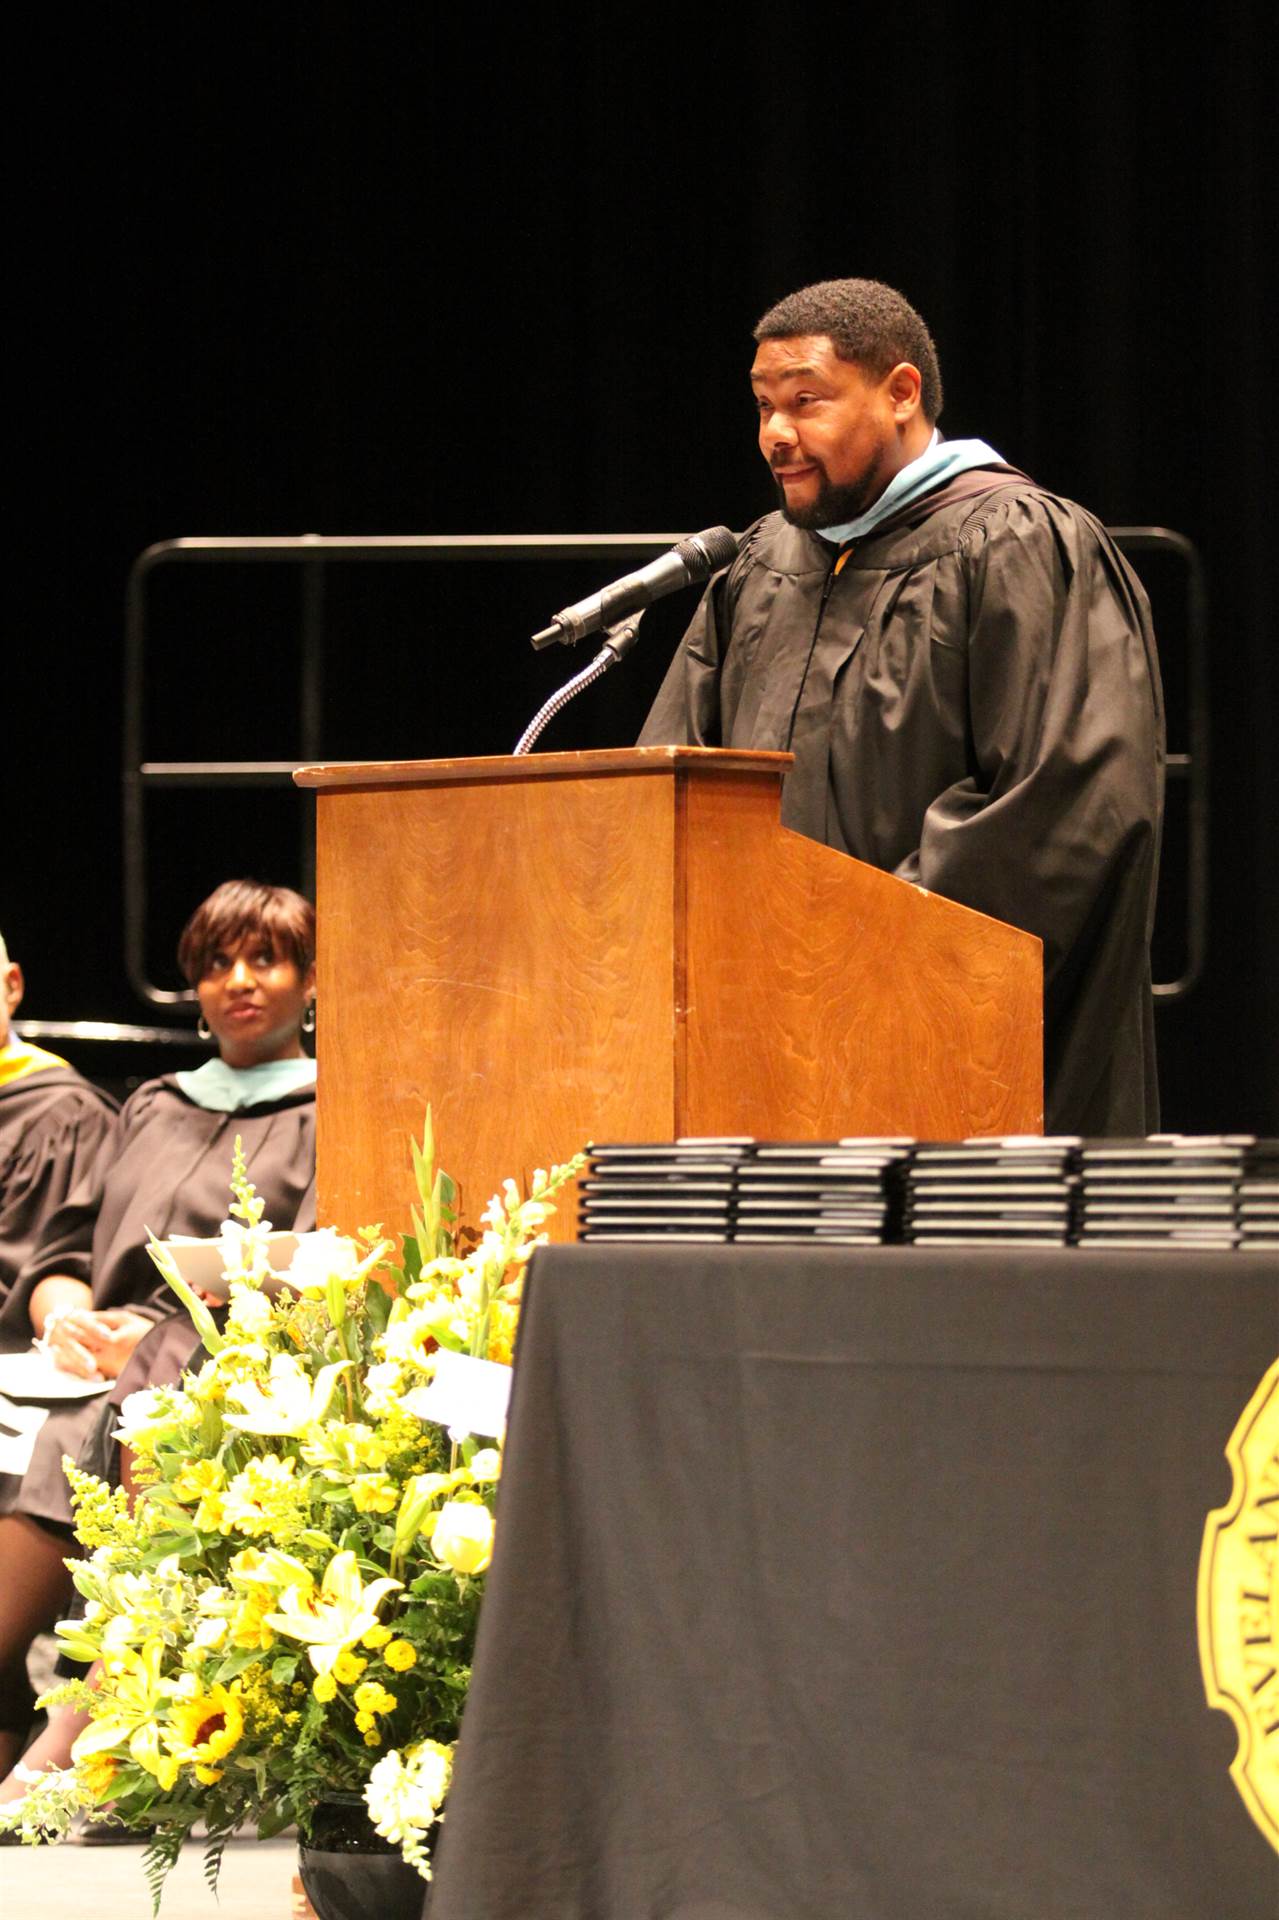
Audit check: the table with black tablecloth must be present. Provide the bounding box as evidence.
[429,1247,1279,1920]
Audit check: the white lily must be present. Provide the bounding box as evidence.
[221,1353,351,1436]
[263,1549,401,1674]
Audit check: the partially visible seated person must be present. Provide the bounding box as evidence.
[0,930,117,1322]
[0,878,318,1784]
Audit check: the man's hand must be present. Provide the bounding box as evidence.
[46,1308,154,1381]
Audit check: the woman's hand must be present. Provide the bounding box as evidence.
[30,1276,92,1340]
[45,1308,154,1381]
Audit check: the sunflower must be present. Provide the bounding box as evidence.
[164,1681,245,1773]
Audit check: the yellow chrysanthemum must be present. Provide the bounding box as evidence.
[361,1624,393,1650]
[384,1639,417,1672]
[312,1672,337,1703]
[354,1681,397,1715]
[355,1711,376,1733]
[333,1649,367,1685]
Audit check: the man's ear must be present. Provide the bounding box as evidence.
[3,963,24,1017]
[885,361,923,422]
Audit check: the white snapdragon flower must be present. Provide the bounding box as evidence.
[362,1360,404,1416]
[226,1284,274,1338]
[365,1739,452,1848]
[281,1227,364,1299]
[218,1216,274,1284]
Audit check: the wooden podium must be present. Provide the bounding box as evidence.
[294,747,1042,1238]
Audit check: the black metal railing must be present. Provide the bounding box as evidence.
[89,524,1207,1034]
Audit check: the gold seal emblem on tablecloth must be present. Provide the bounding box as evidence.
[1199,1354,1279,1853]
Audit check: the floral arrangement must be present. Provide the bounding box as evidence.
[2,1120,583,1906]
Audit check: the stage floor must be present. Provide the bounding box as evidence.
[0,1832,299,1919]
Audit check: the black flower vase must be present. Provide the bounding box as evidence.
[298,1791,430,1920]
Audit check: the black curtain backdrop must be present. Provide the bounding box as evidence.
[7,4,1275,1127]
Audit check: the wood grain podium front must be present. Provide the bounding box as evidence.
[294,747,1042,1236]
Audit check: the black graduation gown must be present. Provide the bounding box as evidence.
[0,1074,316,1526]
[1,1074,316,1337]
[639,473,1166,1135]
[0,1065,117,1308]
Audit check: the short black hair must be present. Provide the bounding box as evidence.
[753,278,944,423]
[178,879,315,986]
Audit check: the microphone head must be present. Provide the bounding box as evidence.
[677,526,740,579]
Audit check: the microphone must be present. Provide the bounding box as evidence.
[531,526,740,649]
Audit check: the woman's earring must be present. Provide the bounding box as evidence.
[302,1001,317,1034]
[197,1014,212,1041]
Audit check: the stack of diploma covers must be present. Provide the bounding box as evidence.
[1236,1140,1279,1251]
[1075,1136,1278,1251]
[729,1140,910,1245]
[901,1137,1080,1248]
[576,1137,1279,1251]
[577,1140,908,1245]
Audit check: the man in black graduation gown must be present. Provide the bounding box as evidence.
[640,278,1165,1135]
[0,930,116,1321]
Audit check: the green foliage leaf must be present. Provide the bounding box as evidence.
[400,1235,423,1287]
[214,1644,268,1684]
[202,1834,229,1896]
[256,1800,295,1840]
[199,1401,223,1455]
[143,1230,224,1355]
[142,1827,185,1916]
[363,1279,393,1335]
[141,1530,197,1567]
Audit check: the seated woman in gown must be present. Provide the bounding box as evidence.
[0,878,317,1787]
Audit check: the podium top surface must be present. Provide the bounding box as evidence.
[293,745,795,790]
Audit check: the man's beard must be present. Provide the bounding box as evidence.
[772,464,881,531]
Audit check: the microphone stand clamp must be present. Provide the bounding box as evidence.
[512,612,645,756]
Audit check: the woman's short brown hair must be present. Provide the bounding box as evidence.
[177,880,316,986]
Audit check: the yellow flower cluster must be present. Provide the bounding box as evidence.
[4,1135,585,1895]
[60,1461,141,1550]
[353,1679,398,1739]
[219,1453,309,1539]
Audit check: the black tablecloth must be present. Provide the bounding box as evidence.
[430,1247,1279,1919]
